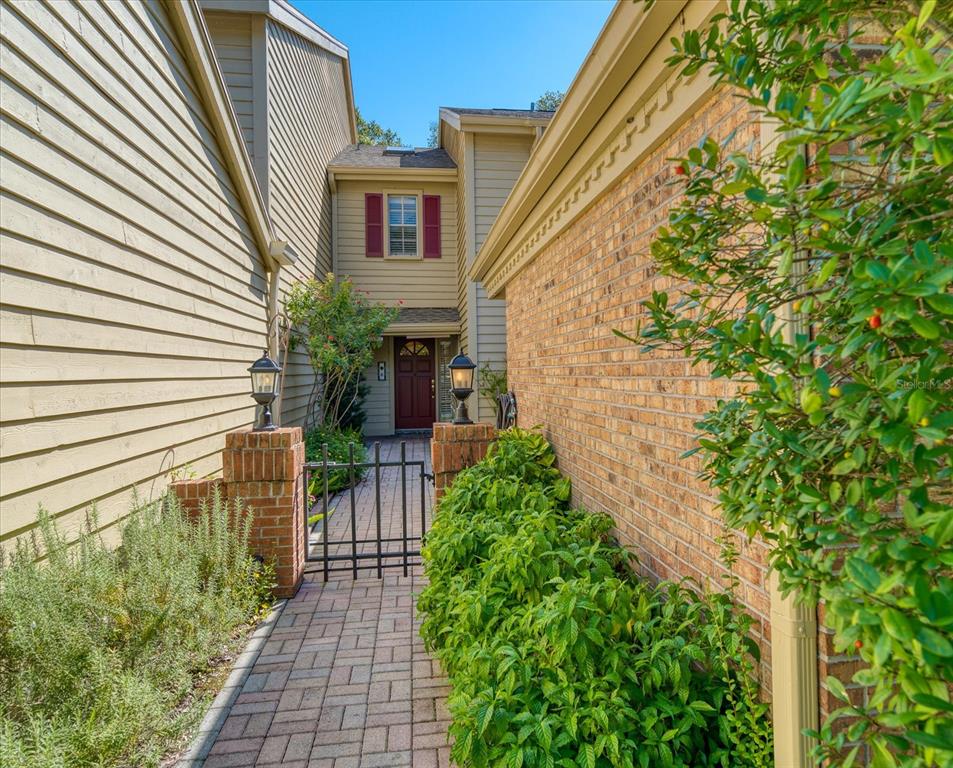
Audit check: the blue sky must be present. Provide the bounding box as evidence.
[292,0,615,147]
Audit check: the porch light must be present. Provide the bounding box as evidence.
[248,350,281,431]
[448,351,476,425]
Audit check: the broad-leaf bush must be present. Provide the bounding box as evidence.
[419,429,772,767]
[628,2,953,764]
[0,493,273,767]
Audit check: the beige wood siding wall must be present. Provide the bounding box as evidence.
[265,19,352,426]
[203,11,254,157]
[472,133,534,417]
[335,179,458,307]
[0,0,268,545]
[363,342,394,437]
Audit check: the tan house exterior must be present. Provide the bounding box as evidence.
[0,0,353,545]
[327,108,551,436]
[471,1,826,764]
[201,0,357,425]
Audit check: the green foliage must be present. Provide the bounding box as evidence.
[285,274,397,431]
[0,494,273,767]
[356,107,401,146]
[419,429,772,767]
[631,2,953,765]
[535,90,565,111]
[427,120,439,148]
[305,424,368,499]
[478,363,508,419]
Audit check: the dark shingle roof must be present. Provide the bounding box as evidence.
[395,307,460,324]
[442,107,555,120]
[329,145,456,169]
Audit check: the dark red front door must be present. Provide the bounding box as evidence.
[394,338,435,430]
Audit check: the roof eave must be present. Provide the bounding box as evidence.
[326,166,458,181]
[385,321,461,336]
[470,0,691,290]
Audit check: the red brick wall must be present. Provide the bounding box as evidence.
[170,428,305,598]
[505,94,774,682]
[432,423,495,502]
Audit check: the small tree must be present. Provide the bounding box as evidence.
[426,120,438,148]
[356,107,401,146]
[623,2,952,765]
[285,275,397,431]
[535,90,564,111]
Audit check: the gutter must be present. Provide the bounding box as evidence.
[326,166,458,182]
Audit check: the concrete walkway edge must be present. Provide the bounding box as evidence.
[178,600,289,767]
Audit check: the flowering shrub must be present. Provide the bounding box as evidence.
[628,2,953,764]
[285,274,397,431]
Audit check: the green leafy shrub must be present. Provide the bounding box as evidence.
[0,493,273,768]
[625,2,952,764]
[305,424,368,498]
[419,429,772,767]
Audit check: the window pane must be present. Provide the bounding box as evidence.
[387,195,417,255]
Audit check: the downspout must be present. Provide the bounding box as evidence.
[769,130,819,766]
[267,241,289,425]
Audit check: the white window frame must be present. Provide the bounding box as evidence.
[383,190,422,259]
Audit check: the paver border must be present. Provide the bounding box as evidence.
[177,600,288,767]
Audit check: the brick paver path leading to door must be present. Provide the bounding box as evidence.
[200,438,453,768]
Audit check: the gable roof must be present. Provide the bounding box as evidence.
[329,145,457,170]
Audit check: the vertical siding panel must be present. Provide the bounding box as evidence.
[203,12,255,157]
[0,0,268,545]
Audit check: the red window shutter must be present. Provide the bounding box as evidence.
[365,193,383,257]
[423,195,441,258]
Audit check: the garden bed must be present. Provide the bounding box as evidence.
[0,494,274,768]
[418,429,772,767]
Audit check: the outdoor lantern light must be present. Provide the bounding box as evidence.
[248,350,281,431]
[448,351,476,425]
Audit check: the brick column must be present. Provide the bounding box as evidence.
[431,422,495,502]
[222,427,306,598]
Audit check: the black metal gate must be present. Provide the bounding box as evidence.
[303,441,432,581]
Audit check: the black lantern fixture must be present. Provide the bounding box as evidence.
[447,351,477,425]
[248,350,281,431]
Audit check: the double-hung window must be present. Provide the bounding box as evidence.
[387,195,418,257]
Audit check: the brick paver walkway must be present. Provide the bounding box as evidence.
[200,439,452,768]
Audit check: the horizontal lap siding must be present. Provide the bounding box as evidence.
[0,0,268,545]
[336,180,458,307]
[472,134,533,418]
[266,19,352,427]
[505,94,773,681]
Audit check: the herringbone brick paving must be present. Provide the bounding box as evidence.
[201,439,452,767]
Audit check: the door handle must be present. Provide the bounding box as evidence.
[431,378,435,399]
